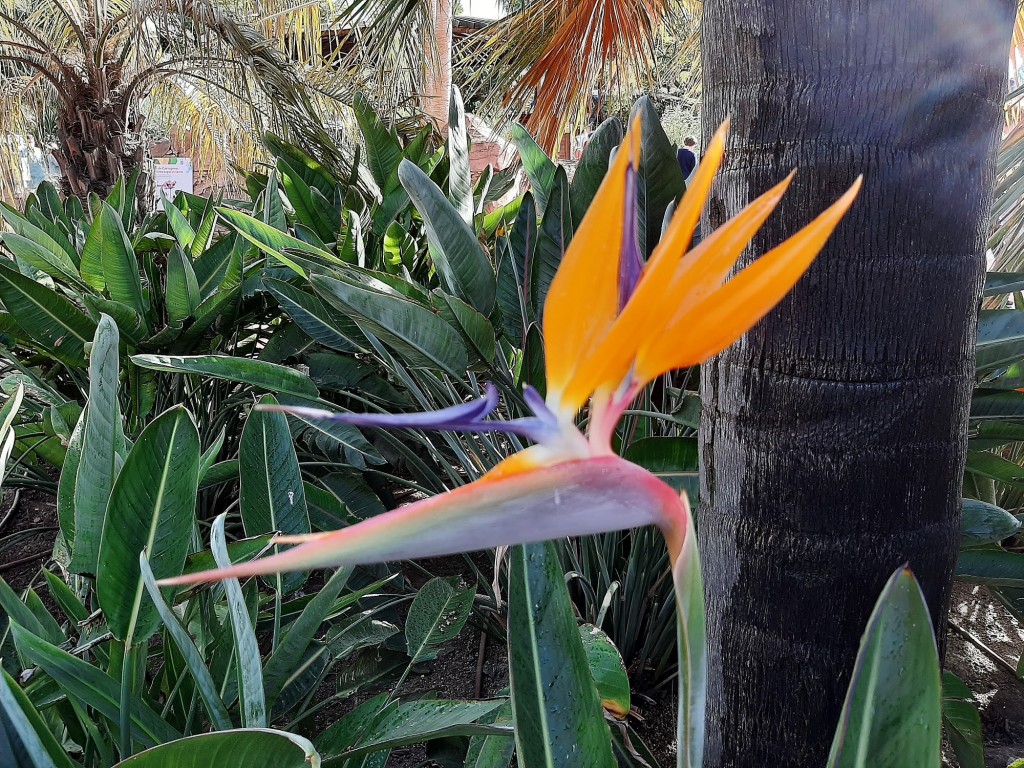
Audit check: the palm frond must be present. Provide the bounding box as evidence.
[460,0,671,153]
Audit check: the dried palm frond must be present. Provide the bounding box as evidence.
[0,0,350,202]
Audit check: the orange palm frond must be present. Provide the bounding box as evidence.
[463,0,670,154]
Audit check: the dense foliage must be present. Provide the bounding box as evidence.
[0,85,1021,768]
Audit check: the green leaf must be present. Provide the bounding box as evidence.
[194,234,241,300]
[340,700,507,760]
[262,172,288,232]
[520,323,546,397]
[448,85,474,225]
[280,396,383,469]
[82,202,146,312]
[0,669,77,768]
[209,514,267,728]
[977,310,1024,374]
[97,407,200,644]
[0,262,96,367]
[965,450,1024,486]
[509,124,557,213]
[579,624,630,720]
[406,578,475,665]
[495,193,536,346]
[279,158,340,243]
[240,394,311,594]
[217,207,337,276]
[971,388,1024,420]
[622,437,700,502]
[508,542,615,768]
[162,196,196,251]
[312,274,468,375]
[264,132,339,199]
[0,202,78,267]
[961,499,1021,547]
[1,232,83,288]
[0,578,58,647]
[110,729,320,767]
[673,506,706,768]
[130,354,319,400]
[439,293,496,363]
[464,701,515,768]
[399,160,496,314]
[180,533,273,576]
[263,567,351,702]
[263,278,364,353]
[942,672,984,768]
[139,554,232,731]
[956,549,1024,586]
[630,97,687,256]
[985,271,1024,296]
[353,93,404,195]
[570,117,624,223]
[9,623,181,748]
[71,316,123,575]
[165,246,201,325]
[533,168,572,318]
[826,567,941,768]
[55,407,85,552]
[82,295,147,345]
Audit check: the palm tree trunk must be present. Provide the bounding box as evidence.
[422,0,453,128]
[51,94,143,201]
[697,1,1014,765]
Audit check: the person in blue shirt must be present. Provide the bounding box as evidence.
[677,136,698,178]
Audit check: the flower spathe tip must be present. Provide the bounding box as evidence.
[156,457,689,587]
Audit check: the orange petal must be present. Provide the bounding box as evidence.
[543,116,641,415]
[553,121,730,412]
[666,170,795,310]
[574,155,790,400]
[479,445,553,483]
[637,177,863,378]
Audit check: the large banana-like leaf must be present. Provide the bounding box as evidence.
[508,542,616,768]
[97,407,200,644]
[240,395,311,594]
[398,159,496,315]
[312,274,469,375]
[110,729,321,768]
[826,567,941,768]
[70,316,124,575]
[9,624,182,749]
[448,85,474,226]
[0,262,96,368]
[130,354,319,400]
[81,203,147,314]
[0,669,77,768]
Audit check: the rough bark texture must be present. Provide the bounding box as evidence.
[52,96,144,201]
[697,2,1014,766]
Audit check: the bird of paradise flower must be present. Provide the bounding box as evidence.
[161,118,861,766]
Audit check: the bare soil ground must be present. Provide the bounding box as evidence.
[946,584,1024,768]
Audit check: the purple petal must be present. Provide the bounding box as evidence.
[260,383,558,443]
[618,164,643,312]
[269,384,499,430]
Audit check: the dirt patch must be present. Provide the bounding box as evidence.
[0,488,58,591]
[946,584,1024,768]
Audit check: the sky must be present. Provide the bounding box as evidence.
[460,0,505,18]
